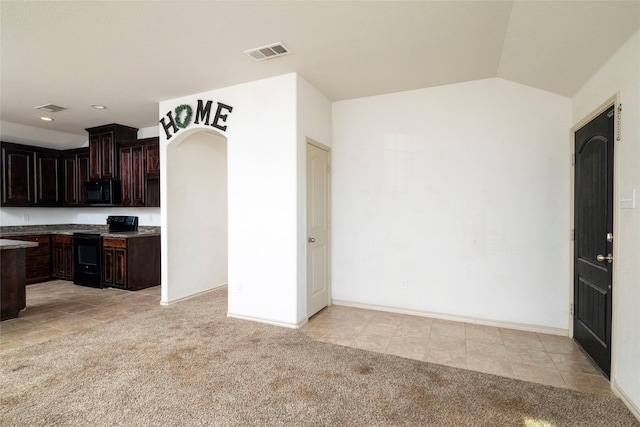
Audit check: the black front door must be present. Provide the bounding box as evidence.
[573,105,614,377]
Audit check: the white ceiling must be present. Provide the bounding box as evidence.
[1,1,639,144]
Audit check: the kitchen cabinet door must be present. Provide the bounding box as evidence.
[89,133,102,180]
[63,155,78,205]
[63,148,90,206]
[119,144,145,207]
[143,138,160,207]
[144,139,160,175]
[62,243,73,280]
[77,150,90,205]
[1,144,34,206]
[113,249,127,287]
[34,151,61,206]
[99,132,116,179]
[53,243,64,278]
[103,248,115,286]
[103,238,128,289]
[53,235,73,280]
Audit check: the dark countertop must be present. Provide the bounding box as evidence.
[0,239,39,250]
[0,224,160,239]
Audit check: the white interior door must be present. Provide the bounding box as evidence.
[306,141,330,317]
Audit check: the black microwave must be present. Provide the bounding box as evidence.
[85,180,122,206]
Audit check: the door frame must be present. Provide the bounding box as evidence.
[306,137,332,318]
[569,93,619,380]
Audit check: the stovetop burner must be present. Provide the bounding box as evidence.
[106,216,138,232]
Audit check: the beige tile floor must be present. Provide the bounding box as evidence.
[0,280,160,354]
[302,304,613,396]
[2,281,611,397]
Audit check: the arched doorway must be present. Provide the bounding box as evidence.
[162,129,228,303]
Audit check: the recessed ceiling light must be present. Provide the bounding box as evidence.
[91,104,107,110]
[40,117,54,121]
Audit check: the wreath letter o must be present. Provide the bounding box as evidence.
[174,104,193,129]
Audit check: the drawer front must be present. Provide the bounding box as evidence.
[103,237,126,249]
[53,234,73,244]
[26,265,51,280]
[9,235,51,256]
[26,242,51,257]
[28,254,51,268]
[11,234,49,243]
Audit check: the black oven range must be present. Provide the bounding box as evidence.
[73,216,139,288]
[73,232,103,288]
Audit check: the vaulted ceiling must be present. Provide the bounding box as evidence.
[1,1,639,142]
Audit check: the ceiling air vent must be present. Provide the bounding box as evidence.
[244,42,290,61]
[35,104,66,113]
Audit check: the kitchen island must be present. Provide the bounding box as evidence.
[1,239,38,320]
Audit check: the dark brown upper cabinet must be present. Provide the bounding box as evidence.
[119,137,160,207]
[34,150,61,206]
[1,142,62,207]
[1,143,34,205]
[2,125,156,208]
[62,147,90,206]
[86,124,138,180]
[144,140,160,176]
[119,143,145,207]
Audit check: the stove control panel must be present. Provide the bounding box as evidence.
[106,216,139,232]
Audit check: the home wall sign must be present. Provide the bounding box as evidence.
[160,99,233,140]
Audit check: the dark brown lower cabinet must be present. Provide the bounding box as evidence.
[103,239,126,288]
[52,234,74,280]
[6,235,52,284]
[102,235,160,290]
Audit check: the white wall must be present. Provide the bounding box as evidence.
[159,74,302,326]
[1,208,71,226]
[332,78,572,331]
[296,75,333,322]
[164,131,227,302]
[572,30,640,418]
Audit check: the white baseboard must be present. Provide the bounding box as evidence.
[160,284,227,306]
[331,299,568,336]
[612,381,640,422]
[227,311,307,329]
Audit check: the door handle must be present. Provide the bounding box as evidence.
[308,237,316,243]
[596,253,613,263]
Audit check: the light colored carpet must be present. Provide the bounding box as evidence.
[1,287,637,426]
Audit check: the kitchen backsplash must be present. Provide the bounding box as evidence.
[0,207,161,227]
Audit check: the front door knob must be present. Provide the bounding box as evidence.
[596,253,613,263]
[308,237,316,243]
